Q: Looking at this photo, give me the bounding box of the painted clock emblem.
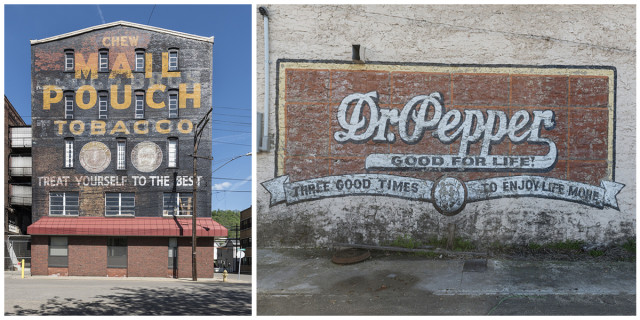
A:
[432,177,467,216]
[131,141,163,173]
[79,141,111,173]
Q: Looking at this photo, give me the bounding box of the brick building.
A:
[5,96,32,269]
[239,206,252,273]
[27,21,226,278]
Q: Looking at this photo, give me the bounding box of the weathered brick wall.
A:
[31,24,212,221]
[30,235,48,276]
[176,237,214,278]
[256,5,636,247]
[68,236,107,276]
[128,237,169,277]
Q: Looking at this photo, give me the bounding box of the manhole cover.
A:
[331,248,371,265]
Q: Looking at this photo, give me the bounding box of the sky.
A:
[4,4,252,212]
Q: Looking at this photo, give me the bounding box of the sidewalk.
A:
[257,248,635,315]
[5,269,251,283]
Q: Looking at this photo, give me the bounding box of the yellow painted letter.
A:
[75,53,98,79]
[69,120,85,135]
[177,119,193,134]
[76,85,97,110]
[110,85,132,109]
[54,120,67,135]
[179,83,201,109]
[147,84,166,109]
[109,121,130,135]
[155,120,171,134]
[91,120,106,135]
[43,85,63,110]
[161,52,181,78]
[145,53,153,78]
[134,120,149,134]
[109,53,133,79]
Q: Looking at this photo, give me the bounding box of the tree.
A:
[211,209,240,228]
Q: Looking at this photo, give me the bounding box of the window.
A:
[64,138,74,168]
[105,192,134,216]
[99,49,109,72]
[49,192,79,216]
[168,238,178,269]
[49,237,68,267]
[64,50,74,71]
[64,92,74,119]
[116,139,126,170]
[168,138,178,168]
[168,49,178,71]
[168,91,178,118]
[135,49,145,72]
[163,193,193,216]
[107,237,127,268]
[98,92,108,119]
[135,91,145,119]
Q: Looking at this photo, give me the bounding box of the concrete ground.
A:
[257,248,636,315]
[5,270,251,315]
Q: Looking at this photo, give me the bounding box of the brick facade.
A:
[30,235,215,278]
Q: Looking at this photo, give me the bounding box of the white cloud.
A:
[212,182,232,190]
[230,175,252,191]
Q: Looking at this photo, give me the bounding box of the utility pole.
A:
[192,107,212,282]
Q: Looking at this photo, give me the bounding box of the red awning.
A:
[27,216,227,237]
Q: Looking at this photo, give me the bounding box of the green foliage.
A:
[389,234,422,249]
[453,238,474,251]
[622,238,636,253]
[211,209,240,228]
[589,249,604,257]
[527,243,542,250]
[546,240,585,250]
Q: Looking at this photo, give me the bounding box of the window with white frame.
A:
[64,50,74,71]
[98,92,108,119]
[49,236,68,267]
[168,138,178,168]
[64,138,74,168]
[105,192,135,216]
[64,93,74,119]
[135,91,145,119]
[49,192,79,216]
[135,49,145,72]
[99,49,109,72]
[168,49,178,71]
[168,91,178,118]
[116,139,126,170]
[163,192,193,216]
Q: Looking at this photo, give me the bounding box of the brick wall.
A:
[281,66,611,185]
[69,236,107,276]
[30,235,48,276]
[177,237,214,279]
[128,237,169,277]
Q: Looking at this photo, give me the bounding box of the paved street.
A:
[257,248,635,315]
[5,271,251,316]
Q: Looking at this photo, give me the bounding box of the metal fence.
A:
[5,235,31,270]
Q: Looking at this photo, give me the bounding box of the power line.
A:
[212,177,251,181]
[212,128,251,134]
[213,141,251,147]
[147,5,156,24]
[212,112,251,118]
[212,120,251,126]
[212,190,251,193]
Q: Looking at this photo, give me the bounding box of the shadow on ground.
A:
[6,282,251,316]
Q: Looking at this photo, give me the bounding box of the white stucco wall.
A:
[256,4,635,248]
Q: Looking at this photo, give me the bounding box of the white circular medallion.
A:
[432,177,466,216]
[131,141,163,172]
[79,141,111,173]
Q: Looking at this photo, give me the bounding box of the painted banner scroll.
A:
[264,60,621,215]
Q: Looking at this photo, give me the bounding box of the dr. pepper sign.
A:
[262,61,623,215]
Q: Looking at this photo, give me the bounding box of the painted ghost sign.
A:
[263,61,622,215]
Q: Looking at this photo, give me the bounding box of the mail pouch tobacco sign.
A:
[263,61,622,216]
